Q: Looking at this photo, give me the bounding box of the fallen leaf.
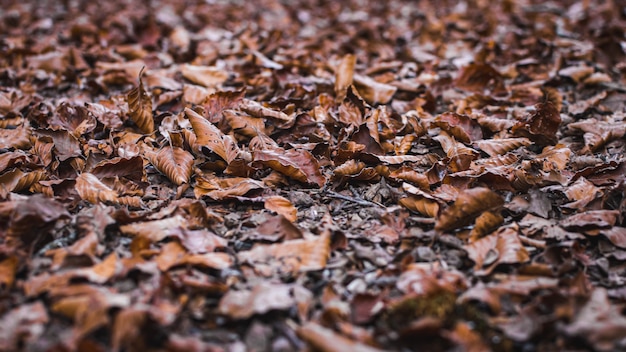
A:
[264,195,298,222]
[464,227,530,275]
[512,102,561,146]
[147,146,194,185]
[297,322,386,352]
[0,301,49,351]
[180,64,228,87]
[563,288,626,352]
[238,233,331,274]
[126,70,154,134]
[218,282,311,320]
[76,172,119,204]
[253,149,326,187]
[435,187,503,232]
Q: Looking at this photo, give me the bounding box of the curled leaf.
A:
[435,187,503,232]
[126,70,154,134]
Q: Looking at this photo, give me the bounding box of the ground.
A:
[1,0,626,351]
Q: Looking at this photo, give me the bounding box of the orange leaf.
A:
[435,187,503,232]
[264,195,298,222]
[148,146,194,185]
[126,70,154,134]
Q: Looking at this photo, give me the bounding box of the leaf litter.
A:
[1,0,626,351]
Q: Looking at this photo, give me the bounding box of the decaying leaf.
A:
[474,138,532,157]
[186,107,240,163]
[76,172,119,204]
[563,288,626,351]
[464,227,530,275]
[335,54,356,101]
[512,102,561,146]
[253,149,326,187]
[435,187,503,232]
[218,283,311,320]
[238,233,331,274]
[147,146,194,185]
[297,322,386,352]
[126,70,154,134]
[264,195,298,222]
[180,64,229,87]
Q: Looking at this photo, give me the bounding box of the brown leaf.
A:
[194,173,265,200]
[148,146,194,185]
[0,256,18,289]
[433,132,479,172]
[473,138,532,157]
[455,63,506,95]
[180,64,228,87]
[435,187,503,232]
[218,283,311,320]
[397,263,467,296]
[186,107,241,163]
[563,288,626,351]
[432,112,483,143]
[335,54,356,101]
[469,211,504,241]
[512,102,561,146]
[568,117,626,153]
[353,73,397,105]
[399,195,439,217]
[560,210,620,230]
[253,149,326,187]
[264,195,298,222]
[563,177,602,209]
[50,103,97,137]
[238,233,331,274]
[76,172,119,204]
[239,99,294,127]
[126,71,154,134]
[0,301,49,351]
[297,322,386,352]
[464,227,530,275]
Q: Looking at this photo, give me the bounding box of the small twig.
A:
[325,190,385,208]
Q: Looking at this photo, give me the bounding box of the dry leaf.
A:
[76,172,119,204]
[126,70,154,134]
[180,64,229,87]
[435,187,503,232]
[238,233,330,274]
[148,146,194,185]
[464,227,530,275]
[186,107,240,163]
[264,195,298,222]
[253,149,326,187]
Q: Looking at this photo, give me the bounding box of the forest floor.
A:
[1,0,626,351]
